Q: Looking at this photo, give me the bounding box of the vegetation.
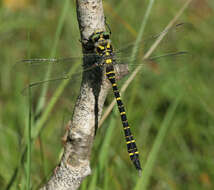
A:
[0,0,213,189]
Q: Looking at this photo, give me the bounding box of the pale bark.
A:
[40,0,126,189]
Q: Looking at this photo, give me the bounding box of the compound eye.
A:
[92,34,100,42]
[103,33,110,39]
[103,32,110,39]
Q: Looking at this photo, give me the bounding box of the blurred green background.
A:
[0,0,214,189]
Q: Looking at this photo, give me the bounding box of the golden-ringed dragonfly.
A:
[87,30,142,171]
[15,23,189,172]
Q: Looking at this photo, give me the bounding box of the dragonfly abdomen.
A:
[106,65,142,171]
[89,30,142,172]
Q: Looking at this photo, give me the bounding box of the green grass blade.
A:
[88,168,98,190]
[6,1,70,188]
[98,110,117,172]
[129,0,156,63]
[35,0,70,115]
[26,88,32,190]
[134,95,182,190]
[26,30,32,190]
[32,63,79,139]
[30,0,76,139]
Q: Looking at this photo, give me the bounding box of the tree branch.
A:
[40,0,117,189]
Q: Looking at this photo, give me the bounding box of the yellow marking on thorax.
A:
[98,45,105,50]
[106,59,112,64]
[106,71,115,75]
[107,42,110,49]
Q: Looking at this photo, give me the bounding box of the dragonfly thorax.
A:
[89,30,113,55]
[95,40,112,55]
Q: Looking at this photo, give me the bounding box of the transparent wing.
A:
[19,52,98,65]
[15,22,190,69]
[113,22,191,65]
[13,22,191,99]
[113,51,190,86]
[13,52,189,103]
[13,56,84,98]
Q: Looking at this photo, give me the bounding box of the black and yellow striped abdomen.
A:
[106,65,142,171]
[90,30,142,171]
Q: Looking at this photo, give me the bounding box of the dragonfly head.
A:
[90,30,111,44]
[83,30,111,52]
